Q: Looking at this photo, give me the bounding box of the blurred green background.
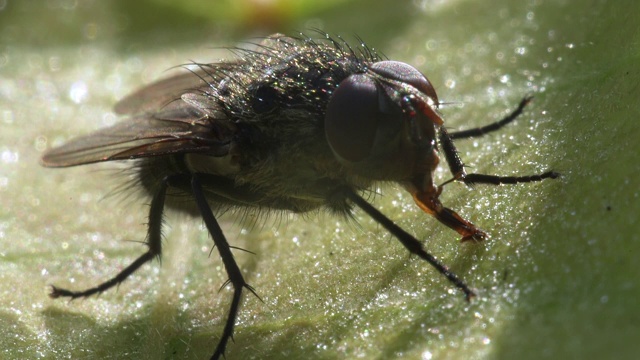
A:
[1,0,638,359]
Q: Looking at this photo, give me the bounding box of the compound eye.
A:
[370,61,438,103]
[325,74,380,163]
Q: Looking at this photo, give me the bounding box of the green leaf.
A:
[1,0,638,359]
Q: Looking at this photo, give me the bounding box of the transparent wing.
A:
[42,34,299,168]
[42,101,234,168]
[114,67,216,115]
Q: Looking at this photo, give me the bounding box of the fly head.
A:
[324,60,443,181]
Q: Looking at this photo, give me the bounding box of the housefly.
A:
[41,33,559,359]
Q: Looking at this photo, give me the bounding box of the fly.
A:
[41,32,559,359]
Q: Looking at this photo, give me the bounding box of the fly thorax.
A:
[185,153,241,177]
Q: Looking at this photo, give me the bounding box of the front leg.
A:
[448,96,533,140]
[408,181,488,243]
[437,99,559,187]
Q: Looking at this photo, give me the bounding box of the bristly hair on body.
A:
[95,32,392,232]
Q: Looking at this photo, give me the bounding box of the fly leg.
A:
[425,97,559,243]
[190,174,259,360]
[49,176,168,299]
[438,96,534,184]
[410,181,488,243]
[345,189,475,301]
[438,125,559,188]
[448,96,533,140]
[437,95,560,187]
